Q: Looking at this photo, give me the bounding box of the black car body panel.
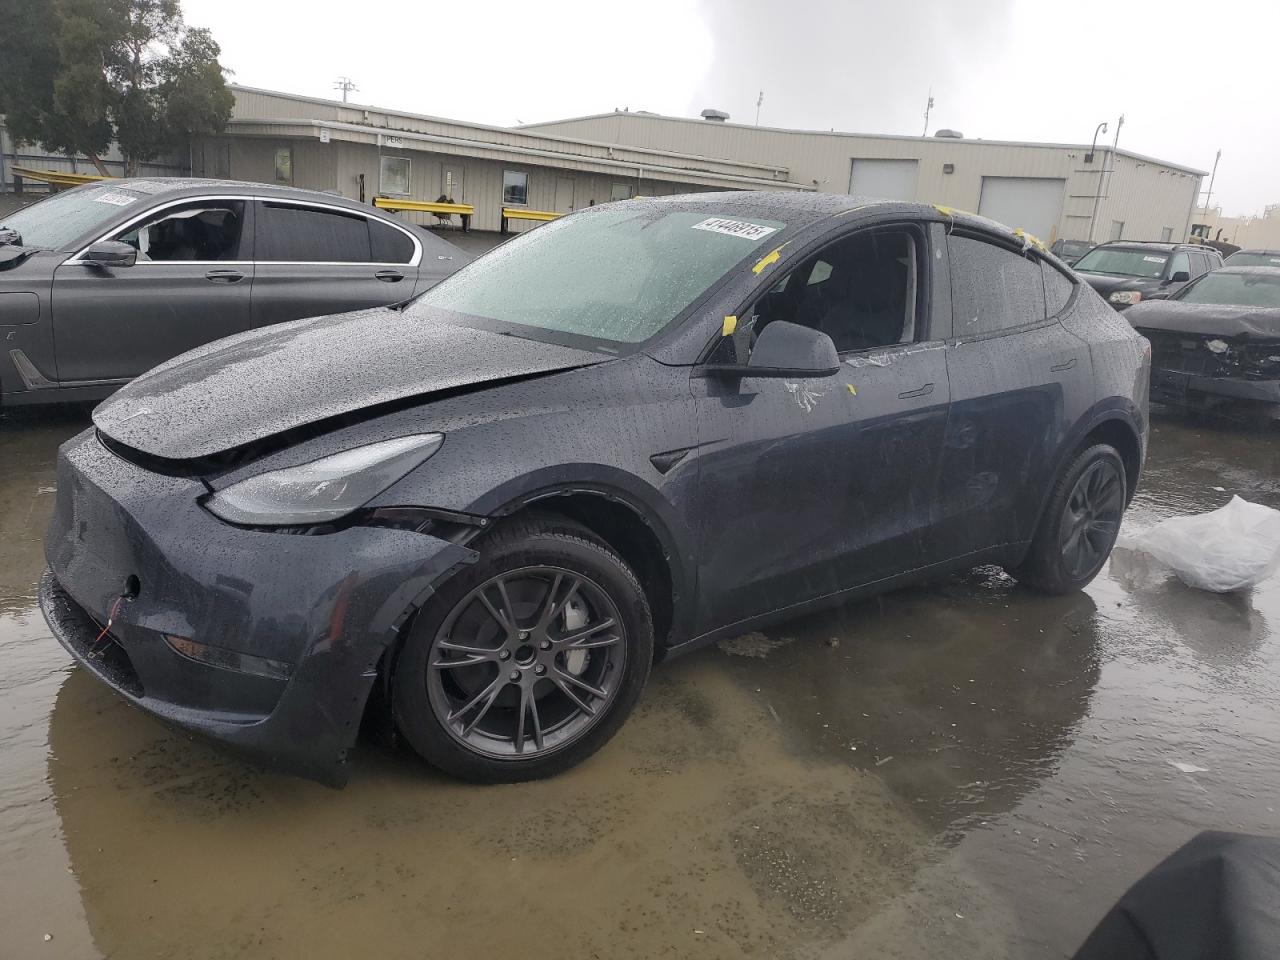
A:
[0,178,468,407]
[1125,270,1280,407]
[42,192,1150,784]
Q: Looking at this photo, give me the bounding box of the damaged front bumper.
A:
[41,428,476,786]
[1139,329,1280,409]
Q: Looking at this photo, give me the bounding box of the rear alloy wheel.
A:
[393,517,653,782]
[1012,444,1127,594]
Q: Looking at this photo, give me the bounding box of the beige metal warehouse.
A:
[197,87,1205,243]
[524,110,1207,244]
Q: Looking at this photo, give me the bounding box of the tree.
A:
[0,0,114,172]
[0,0,232,177]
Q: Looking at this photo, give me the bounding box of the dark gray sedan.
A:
[0,178,467,407]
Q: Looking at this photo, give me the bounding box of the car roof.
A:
[98,177,397,218]
[1215,265,1280,276]
[629,191,1056,252]
[1230,248,1280,256]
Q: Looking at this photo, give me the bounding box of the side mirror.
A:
[81,241,137,268]
[1169,270,1190,283]
[703,320,841,379]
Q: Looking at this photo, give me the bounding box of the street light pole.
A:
[1085,121,1108,242]
[1087,114,1123,243]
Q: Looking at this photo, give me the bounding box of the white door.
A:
[977,177,1066,242]
[554,177,575,213]
[848,159,919,200]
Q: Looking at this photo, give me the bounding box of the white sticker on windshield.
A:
[1270,258,1280,264]
[92,191,138,207]
[691,218,778,242]
[1142,255,1167,264]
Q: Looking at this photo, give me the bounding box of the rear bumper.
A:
[42,428,476,785]
[1151,368,1280,406]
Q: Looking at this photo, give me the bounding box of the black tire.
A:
[1011,443,1127,595]
[392,514,654,783]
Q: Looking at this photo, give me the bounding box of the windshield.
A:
[1178,270,1280,307]
[1223,250,1280,268]
[413,206,786,345]
[1057,241,1091,256]
[1073,247,1169,278]
[0,184,149,250]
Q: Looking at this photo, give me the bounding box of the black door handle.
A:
[204,269,244,283]
[898,382,934,399]
[1051,357,1078,372]
[375,269,405,283]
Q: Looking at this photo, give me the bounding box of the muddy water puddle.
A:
[1,409,1277,958]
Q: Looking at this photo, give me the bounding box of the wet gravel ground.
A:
[1,406,1277,959]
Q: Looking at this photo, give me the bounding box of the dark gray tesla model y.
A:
[41,193,1150,785]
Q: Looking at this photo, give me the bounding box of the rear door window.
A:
[947,234,1046,336]
[369,217,416,264]
[257,203,372,262]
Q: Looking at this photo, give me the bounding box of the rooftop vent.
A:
[700,108,730,122]
[934,128,964,139]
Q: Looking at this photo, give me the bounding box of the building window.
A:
[610,183,633,202]
[1109,220,1125,240]
[503,170,528,205]
[274,147,292,184]
[1160,226,1173,242]
[380,156,411,196]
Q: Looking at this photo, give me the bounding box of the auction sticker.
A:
[91,191,139,207]
[1142,255,1167,264]
[692,218,778,242]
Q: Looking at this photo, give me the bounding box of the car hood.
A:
[1125,301,1280,340]
[94,306,610,460]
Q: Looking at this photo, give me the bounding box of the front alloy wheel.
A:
[393,515,653,782]
[427,567,626,759]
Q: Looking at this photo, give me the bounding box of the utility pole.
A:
[1202,148,1222,219]
[333,76,358,103]
[921,89,934,137]
[755,90,764,126]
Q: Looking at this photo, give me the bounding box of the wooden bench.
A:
[500,207,561,234]
[374,197,475,231]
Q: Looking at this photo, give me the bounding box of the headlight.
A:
[1109,291,1142,305]
[205,434,443,526]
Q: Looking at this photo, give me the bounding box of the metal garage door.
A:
[849,159,919,201]
[977,177,1066,241]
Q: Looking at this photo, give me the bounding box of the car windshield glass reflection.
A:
[1178,271,1280,307]
[1073,247,1168,278]
[413,206,786,345]
[0,184,149,250]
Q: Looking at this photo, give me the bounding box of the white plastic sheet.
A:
[1111,496,1280,592]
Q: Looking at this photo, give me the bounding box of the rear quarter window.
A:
[1042,261,1073,316]
[948,234,1047,336]
[369,217,416,264]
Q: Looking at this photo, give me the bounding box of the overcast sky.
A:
[183,0,1275,216]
